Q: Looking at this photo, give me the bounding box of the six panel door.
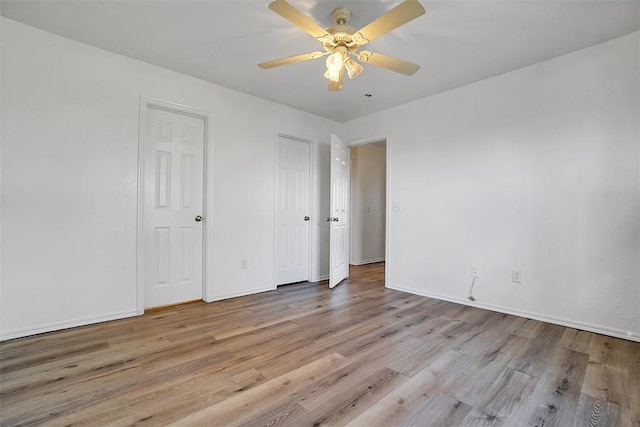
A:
[276,136,310,285]
[143,107,204,308]
[329,134,349,288]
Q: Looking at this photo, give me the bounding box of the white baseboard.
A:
[387,283,640,343]
[1,309,139,341]
[207,286,274,302]
[350,257,385,266]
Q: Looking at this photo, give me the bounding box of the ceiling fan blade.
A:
[328,67,345,91]
[269,0,333,42]
[354,0,425,45]
[357,51,420,76]
[258,51,326,69]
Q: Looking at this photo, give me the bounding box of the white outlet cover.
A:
[392,202,401,212]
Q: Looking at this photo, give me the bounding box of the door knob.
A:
[304,216,310,221]
[333,217,339,222]
[327,217,332,222]
[195,215,203,222]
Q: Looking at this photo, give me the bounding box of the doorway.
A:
[349,139,387,279]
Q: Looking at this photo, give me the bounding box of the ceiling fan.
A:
[258,0,426,91]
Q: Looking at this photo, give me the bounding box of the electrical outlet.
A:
[512,270,521,283]
[472,266,479,278]
[241,258,248,269]
[392,202,401,212]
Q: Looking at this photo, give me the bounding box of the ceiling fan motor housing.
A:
[326,7,359,53]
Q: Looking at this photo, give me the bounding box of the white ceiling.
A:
[2,0,638,122]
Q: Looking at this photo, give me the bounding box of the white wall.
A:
[350,143,386,265]
[0,18,337,340]
[341,32,640,341]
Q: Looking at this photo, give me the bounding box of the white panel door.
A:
[329,134,349,288]
[143,107,204,308]
[276,136,310,285]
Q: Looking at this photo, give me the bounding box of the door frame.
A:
[273,132,316,289]
[136,96,215,314]
[347,134,390,288]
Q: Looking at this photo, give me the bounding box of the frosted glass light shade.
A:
[325,52,343,72]
[324,68,341,82]
[345,58,364,79]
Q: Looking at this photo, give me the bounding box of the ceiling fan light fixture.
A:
[324,68,341,82]
[325,51,344,72]
[345,58,364,79]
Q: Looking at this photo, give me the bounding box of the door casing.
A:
[137,96,215,314]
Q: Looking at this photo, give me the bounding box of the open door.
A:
[329,134,349,288]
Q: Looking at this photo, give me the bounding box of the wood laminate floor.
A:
[1,263,639,426]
